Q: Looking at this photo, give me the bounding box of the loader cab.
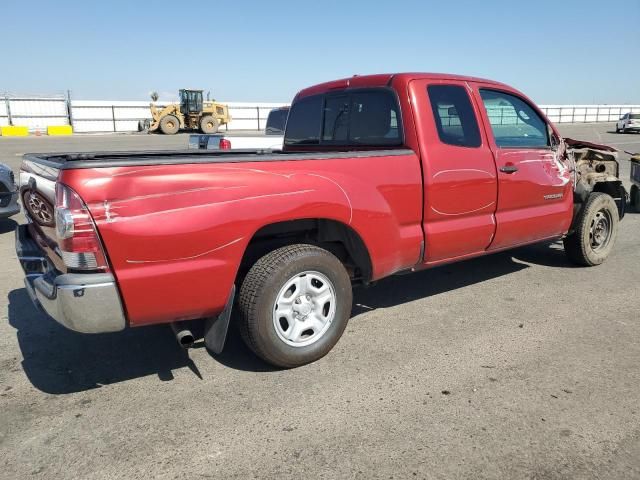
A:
[179,89,203,115]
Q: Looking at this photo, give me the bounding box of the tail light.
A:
[219,138,231,150]
[55,183,109,271]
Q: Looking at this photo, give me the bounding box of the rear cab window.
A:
[479,89,549,148]
[284,88,403,148]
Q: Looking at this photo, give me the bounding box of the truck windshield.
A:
[265,108,289,135]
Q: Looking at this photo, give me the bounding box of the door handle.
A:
[500,165,518,174]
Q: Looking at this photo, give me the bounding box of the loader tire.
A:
[160,115,180,134]
[563,192,619,266]
[137,119,150,133]
[200,116,219,134]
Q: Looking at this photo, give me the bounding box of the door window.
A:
[479,89,549,148]
[427,85,482,148]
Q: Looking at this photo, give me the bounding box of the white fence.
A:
[0,96,69,129]
[0,96,288,133]
[540,105,640,124]
[70,101,287,133]
[2,94,640,133]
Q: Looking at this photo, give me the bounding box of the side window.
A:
[284,95,323,146]
[479,89,549,148]
[427,85,481,148]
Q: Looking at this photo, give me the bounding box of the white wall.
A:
[2,95,640,133]
[0,101,7,126]
[539,105,640,123]
[0,97,68,129]
[70,100,287,133]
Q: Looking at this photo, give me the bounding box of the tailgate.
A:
[18,155,65,271]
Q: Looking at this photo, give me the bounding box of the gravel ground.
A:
[0,124,639,480]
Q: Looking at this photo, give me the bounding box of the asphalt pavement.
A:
[0,124,639,479]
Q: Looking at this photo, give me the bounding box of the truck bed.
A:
[24,148,412,169]
[19,146,425,326]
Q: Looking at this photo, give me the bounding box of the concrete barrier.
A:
[47,125,73,136]
[0,126,29,136]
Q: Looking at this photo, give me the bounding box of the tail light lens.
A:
[55,183,109,271]
[219,138,231,150]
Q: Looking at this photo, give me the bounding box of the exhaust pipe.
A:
[171,322,195,348]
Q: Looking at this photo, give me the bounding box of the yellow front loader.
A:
[140,89,231,134]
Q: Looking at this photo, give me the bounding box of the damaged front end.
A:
[562,138,628,221]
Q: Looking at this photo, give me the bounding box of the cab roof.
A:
[295,72,509,99]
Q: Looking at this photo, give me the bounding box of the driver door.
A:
[472,85,573,250]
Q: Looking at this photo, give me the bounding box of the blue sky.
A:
[3,0,639,104]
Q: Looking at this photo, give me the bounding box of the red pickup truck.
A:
[16,73,626,368]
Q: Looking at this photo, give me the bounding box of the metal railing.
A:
[2,93,640,132]
[0,94,70,129]
[539,105,640,123]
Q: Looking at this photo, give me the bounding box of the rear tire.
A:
[237,244,353,368]
[563,192,619,266]
[200,115,219,134]
[630,184,640,212]
[160,115,180,134]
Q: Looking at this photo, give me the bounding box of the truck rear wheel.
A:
[200,116,219,134]
[160,115,180,134]
[237,244,353,368]
[563,192,619,266]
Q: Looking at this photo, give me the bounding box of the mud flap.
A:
[204,285,235,354]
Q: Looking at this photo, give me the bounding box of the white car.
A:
[188,107,289,151]
[188,133,284,150]
[616,113,640,133]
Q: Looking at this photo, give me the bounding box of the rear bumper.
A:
[15,224,126,333]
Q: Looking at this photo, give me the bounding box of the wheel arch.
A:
[574,180,627,225]
[591,180,627,219]
[238,218,373,285]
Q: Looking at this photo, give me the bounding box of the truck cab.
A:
[284,73,624,265]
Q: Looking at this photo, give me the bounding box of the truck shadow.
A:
[214,242,571,370]
[350,248,532,317]
[349,240,579,317]
[7,241,574,387]
[7,288,202,394]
